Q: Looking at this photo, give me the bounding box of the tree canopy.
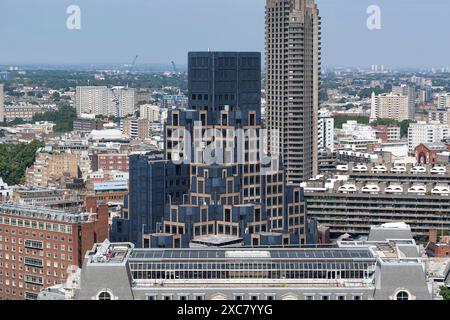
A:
[358,85,392,99]
[440,286,450,300]
[0,140,44,185]
[33,104,77,132]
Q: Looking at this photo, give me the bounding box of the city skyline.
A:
[1,0,450,302]
[0,0,449,68]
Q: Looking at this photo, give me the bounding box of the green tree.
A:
[400,120,413,138]
[440,286,450,300]
[8,118,28,126]
[0,140,44,185]
[384,83,393,93]
[52,91,61,102]
[371,118,399,127]
[358,86,383,99]
[32,104,77,132]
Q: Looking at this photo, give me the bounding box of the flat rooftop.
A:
[128,248,374,261]
[0,202,91,223]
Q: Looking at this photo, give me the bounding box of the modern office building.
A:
[124,52,308,248]
[127,152,189,246]
[0,200,108,300]
[408,121,449,152]
[301,174,450,239]
[73,223,435,300]
[162,52,307,247]
[265,0,321,184]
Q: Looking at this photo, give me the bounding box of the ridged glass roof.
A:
[128,249,374,260]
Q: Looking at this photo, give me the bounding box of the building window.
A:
[304,295,314,301]
[163,295,172,301]
[146,295,156,301]
[97,291,112,300]
[249,113,255,126]
[194,295,205,301]
[336,295,346,301]
[353,295,362,301]
[395,291,410,301]
[234,295,244,300]
[250,295,259,301]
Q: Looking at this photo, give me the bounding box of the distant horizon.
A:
[0,63,448,73]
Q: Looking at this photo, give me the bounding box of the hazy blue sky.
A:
[0,0,449,68]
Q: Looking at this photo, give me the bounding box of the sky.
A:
[0,0,449,68]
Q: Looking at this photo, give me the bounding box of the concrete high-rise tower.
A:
[265,0,321,184]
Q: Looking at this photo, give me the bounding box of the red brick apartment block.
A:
[0,198,108,300]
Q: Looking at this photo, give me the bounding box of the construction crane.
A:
[112,55,139,127]
[171,61,177,74]
[112,87,121,127]
[172,61,183,96]
[125,55,139,88]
